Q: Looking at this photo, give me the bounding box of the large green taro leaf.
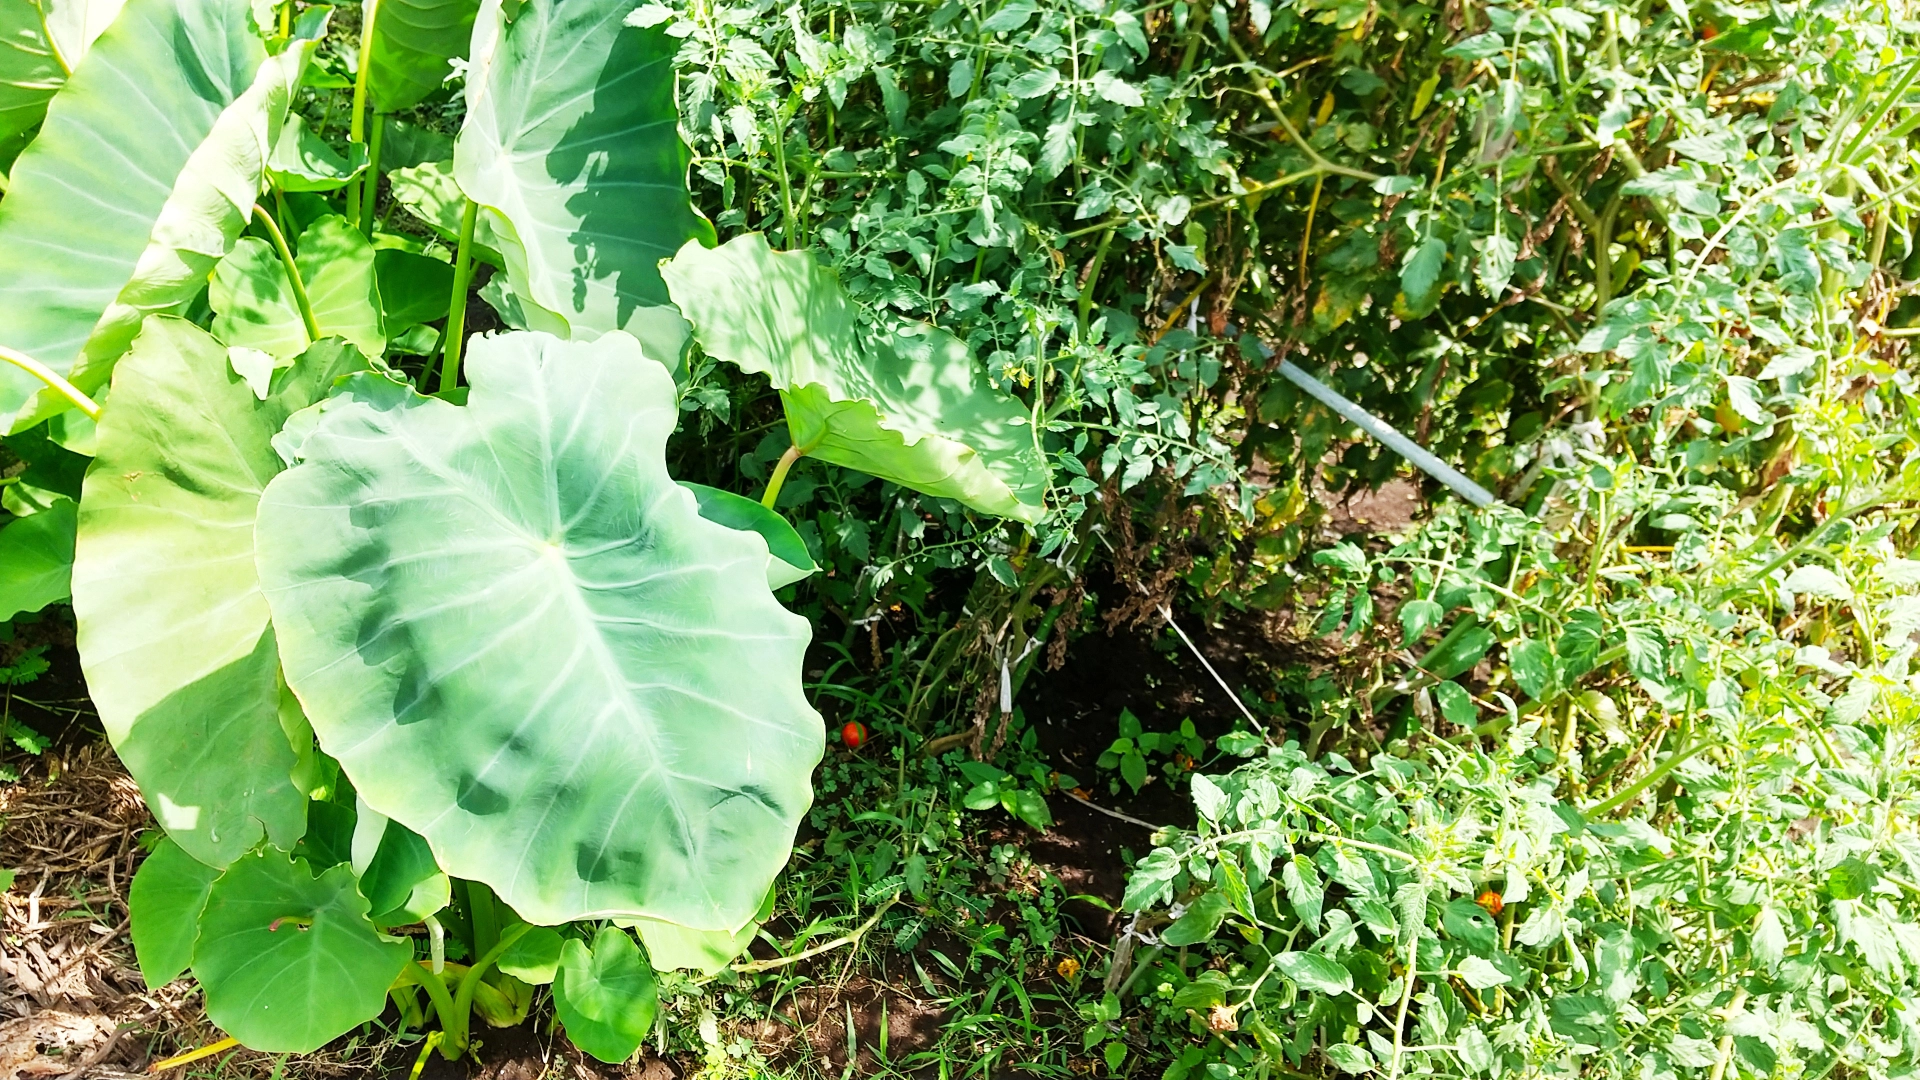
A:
[72,319,368,866]
[211,215,386,360]
[256,329,822,930]
[192,851,412,1053]
[0,0,125,162]
[366,0,478,111]
[455,0,713,364]
[0,0,313,431]
[663,234,1048,524]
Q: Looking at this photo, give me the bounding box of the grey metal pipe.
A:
[1274,359,1499,508]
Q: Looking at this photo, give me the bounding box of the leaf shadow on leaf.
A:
[541,19,712,352]
[258,332,822,929]
[114,627,306,867]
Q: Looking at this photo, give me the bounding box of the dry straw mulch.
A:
[2,744,163,1079]
[0,745,357,1080]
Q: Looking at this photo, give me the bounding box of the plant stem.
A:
[345,0,380,226]
[272,186,295,250]
[1224,36,1379,184]
[359,111,386,238]
[0,345,100,420]
[443,922,531,1057]
[436,200,479,396]
[1387,918,1419,1080]
[1707,987,1750,1080]
[772,114,798,247]
[465,880,500,959]
[1296,173,1324,291]
[252,203,321,343]
[761,443,805,507]
[406,1033,443,1080]
[404,961,463,1058]
[1076,225,1115,335]
[1585,737,1709,816]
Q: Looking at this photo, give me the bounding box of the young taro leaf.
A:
[0,496,75,621]
[266,114,368,193]
[127,836,219,989]
[454,0,714,363]
[364,0,480,112]
[255,329,823,930]
[663,234,1048,523]
[682,482,817,588]
[191,851,412,1053]
[72,320,368,867]
[211,214,387,360]
[552,926,659,1064]
[0,0,318,431]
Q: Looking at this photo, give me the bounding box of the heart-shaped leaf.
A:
[211,215,386,360]
[0,496,75,620]
[191,851,412,1053]
[455,0,713,363]
[128,837,219,989]
[0,0,317,429]
[553,926,657,1063]
[663,234,1047,523]
[365,0,480,111]
[256,329,822,929]
[73,319,368,866]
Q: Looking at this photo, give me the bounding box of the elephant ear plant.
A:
[0,0,1045,1062]
[80,320,825,1060]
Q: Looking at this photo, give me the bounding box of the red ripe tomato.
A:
[841,721,868,749]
